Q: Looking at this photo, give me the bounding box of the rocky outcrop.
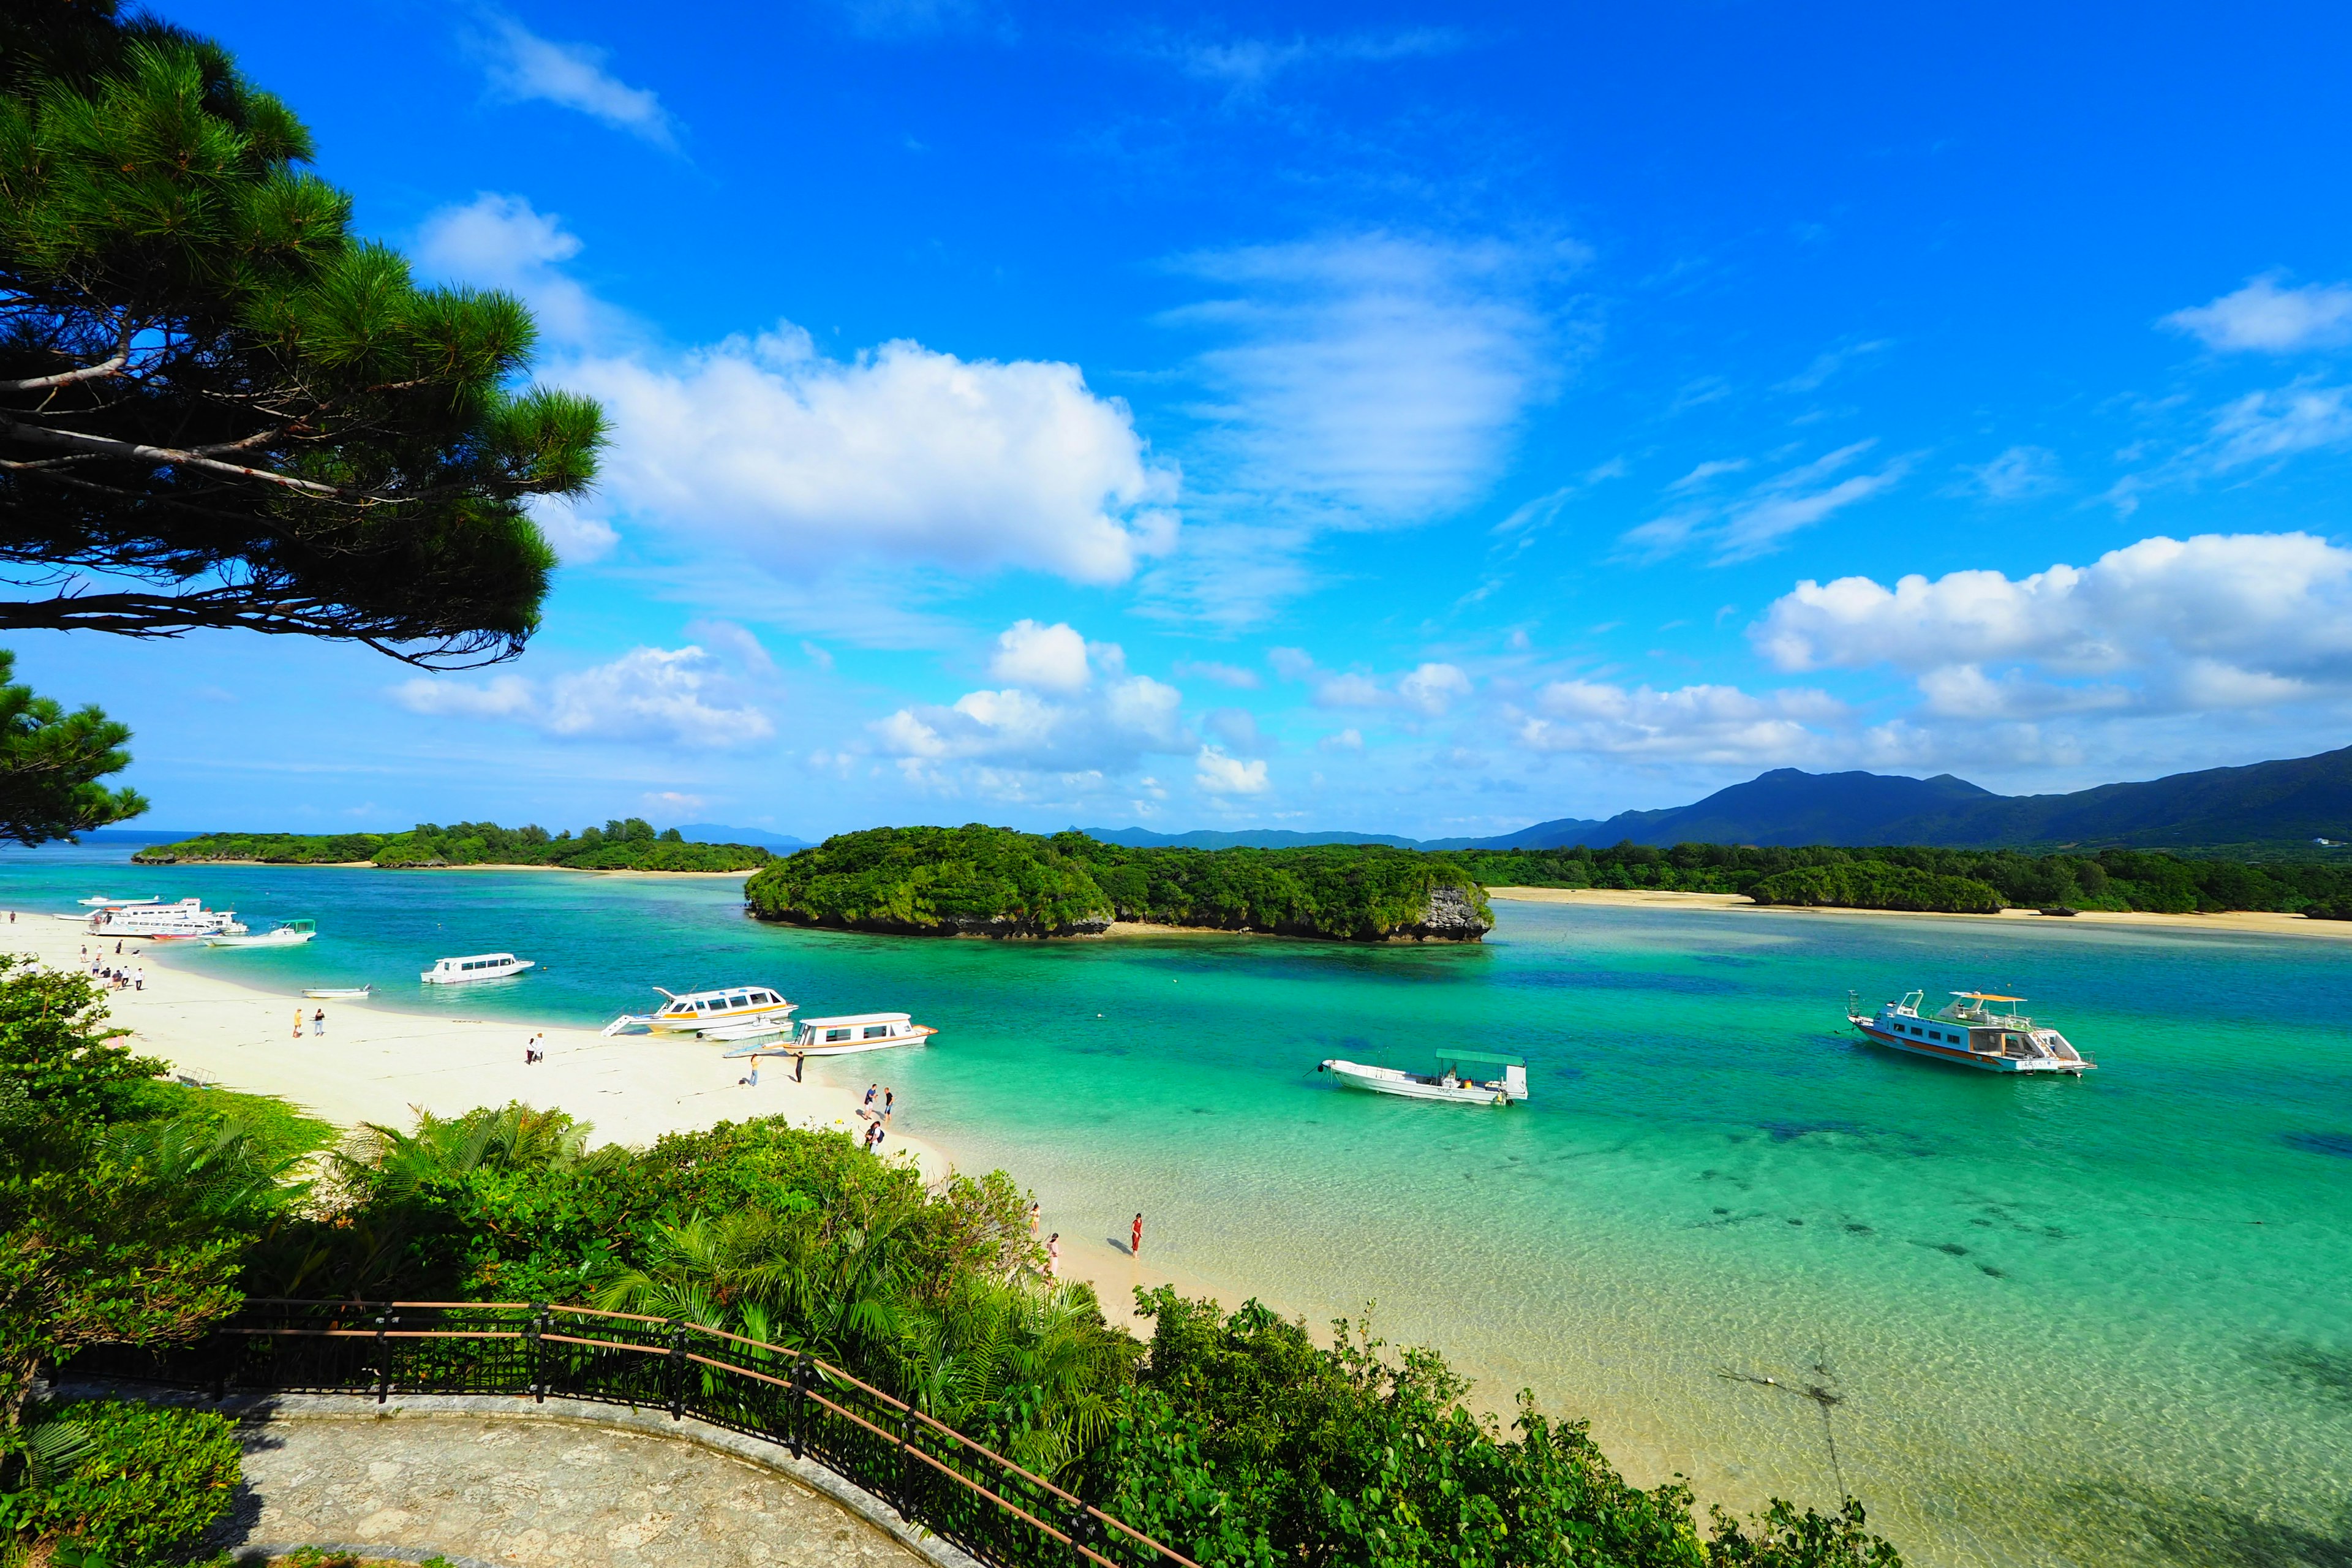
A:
[1383,883,1493,941]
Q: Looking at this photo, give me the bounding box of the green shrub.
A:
[2,1401,240,1562]
[1746,863,2002,914]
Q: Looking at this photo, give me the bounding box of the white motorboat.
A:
[78,897,240,940]
[202,919,316,948]
[1849,990,2095,1075]
[603,984,796,1036]
[77,894,161,909]
[421,952,535,984]
[1319,1050,1528,1105]
[303,986,372,999]
[722,1012,938,1058]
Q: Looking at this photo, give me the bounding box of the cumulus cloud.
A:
[1195,745,1270,794]
[2163,274,2352,353]
[1621,442,1907,565]
[1514,680,1845,764]
[987,620,1094,694]
[564,325,1178,585]
[1296,658,1473,717]
[414,194,608,348]
[875,676,1185,774]
[390,646,774,745]
[1754,531,2352,720]
[475,17,677,147]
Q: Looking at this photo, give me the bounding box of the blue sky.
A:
[32,0,2352,837]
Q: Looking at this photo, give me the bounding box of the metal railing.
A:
[78,1300,1194,1568]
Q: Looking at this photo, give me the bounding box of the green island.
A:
[133,818,772,873]
[3,960,1898,1567]
[747,823,1496,940]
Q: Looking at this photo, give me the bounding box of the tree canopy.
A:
[0,3,605,666]
[0,649,140,843]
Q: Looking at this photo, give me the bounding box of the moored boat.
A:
[78,897,239,940]
[77,894,160,908]
[1849,990,2095,1074]
[723,1012,938,1058]
[303,986,372,999]
[602,984,796,1036]
[202,919,317,948]
[421,952,535,984]
[1318,1051,1528,1105]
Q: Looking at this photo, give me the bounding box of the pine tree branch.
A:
[0,420,345,495]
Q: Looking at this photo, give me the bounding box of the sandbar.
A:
[1483,884,2352,940]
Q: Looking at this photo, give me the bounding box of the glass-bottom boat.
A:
[1849,990,2095,1074]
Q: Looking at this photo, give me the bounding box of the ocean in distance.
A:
[10,843,2350,1568]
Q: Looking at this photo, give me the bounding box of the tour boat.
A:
[420,952,535,985]
[202,919,316,948]
[303,986,372,999]
[77,894,160,909]
[602,984,796,1036]
[722,1012,938,1058]
[78,897,240,940]
[1318,1051,1528,1105]
[1849,990,2095,1075]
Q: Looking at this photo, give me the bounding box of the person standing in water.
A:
[1027,1200,1041,1237]
[883,1088,894,1120]
[1131,1213,1144,1258]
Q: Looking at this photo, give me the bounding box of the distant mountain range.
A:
[674,823,812,851]
[1081,744,2352,856]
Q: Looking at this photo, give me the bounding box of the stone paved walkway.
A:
[208,1413,929,1567]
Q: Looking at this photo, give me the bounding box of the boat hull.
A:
[1850,1018,2092,1074]
[724,1027,937,1059]
[421,961,535,984]
[201,932,315,948]
[1321,1059,1519,1104]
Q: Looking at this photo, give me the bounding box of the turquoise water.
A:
[11,846,2351,1567]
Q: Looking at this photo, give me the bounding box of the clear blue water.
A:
[10,845,2350,1567]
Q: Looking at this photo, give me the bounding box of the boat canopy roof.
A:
[1436,1049,1525,1067]
[1951,991,2024,1002]
[800,1012,912,1028]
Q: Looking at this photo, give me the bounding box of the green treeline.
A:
[0,961,1899,1566]
[744,824,1494,941]
[1458,842,2352,917]
[134,818,772,873]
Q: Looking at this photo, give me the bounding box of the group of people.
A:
[859,1082,896,1153]
[82,943,145,992]
[292,1007,325,1037]
[1022,1201,1145,1282]
[523,1032,546,1064]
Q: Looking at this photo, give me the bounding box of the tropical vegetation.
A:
[135,818,772,872]
[745,824,1493,941]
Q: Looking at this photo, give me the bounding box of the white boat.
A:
[202,919,316,948]
[303,986,372,999]
[78,897,240,940]
[602,984,796,1036]
[420,952,535,985]
[77,894,160,909]
[1849,990,2095,1075]
[1319,1050,1528,1105]
[722,1012,938,1058]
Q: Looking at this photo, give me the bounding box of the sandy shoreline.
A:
[1484,884,2352,940]
[9,908,1187,1335]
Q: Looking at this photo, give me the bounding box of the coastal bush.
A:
[0,1399,240,1562]
[745,825,1493,941]
[134,821,771,872]
[1746,864,2003,914]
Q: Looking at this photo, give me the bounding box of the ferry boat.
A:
[202,919,316,948]
[421,952,535,985]
[601,985,796,1036]
[78,897,240,940]
[1849,990,2095,1075]
[1318,1051,1528,1105]
[723,1012,938,1058]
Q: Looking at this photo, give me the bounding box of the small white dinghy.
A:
[1319,1050,1528,1106]
[303,986,372,999]
[202,919,316,948]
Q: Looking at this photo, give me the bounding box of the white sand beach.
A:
[9,908,1197,1334]
[1485,884,2352,940]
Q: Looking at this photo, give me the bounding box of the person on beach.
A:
[793,1050,805,1082]
[134,965,143,991]
[883,1088,894,1120]
[872,1123,885,1153]
[292,1009,303,1039]
[864,1084,878,1112]
[1132,1213,1144,1258]
[312,1008,325,1037]
[1028,1200,1041,1237]
[1046,1233,1060,1279]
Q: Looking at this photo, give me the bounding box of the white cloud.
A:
[564,326,1178,585]
[1319,727,1364,753]
[1165,234,1577,525]
[1396,662,1472,715]
[2203,383,2352,471]
[1961,445,2062,501]
[1775,338,1890,394]
[1194,745,1270,794]
[1515,680,1845,764]
[1172,658,1261,689]
[987,620,1093,694]
[1203,707,1268,755]
[1302,660,1471,717]
[390,646,774,746]
[875,675,1186,774]
[526,497,620,562]
[1622,442,1907,565]
[414,194,606,348]
[1314,673,1388,708]
[2163,274,2352,353]
[477,17,677,148]
[1754,531,2352,720]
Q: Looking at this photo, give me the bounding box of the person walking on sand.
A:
[1046,1233,1060,1279]
[292,1008,303,1039]
[312,1008,325,1038]
[1132,1213,1144,1259]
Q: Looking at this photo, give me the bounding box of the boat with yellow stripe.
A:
[1849,990,2095,1074]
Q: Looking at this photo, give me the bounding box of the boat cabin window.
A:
[824,1027,851,1042]
[862,1023,892,1039]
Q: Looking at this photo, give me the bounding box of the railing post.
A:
[788,1355,812,1460]
[527,1302,547,1402]
[665,1321,687,1420]
[896,1399,916,1521]
[1068,1501,1103,1566]
[372,1309,396,1405]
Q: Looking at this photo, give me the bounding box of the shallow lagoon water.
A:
[13,846,2352,1567]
